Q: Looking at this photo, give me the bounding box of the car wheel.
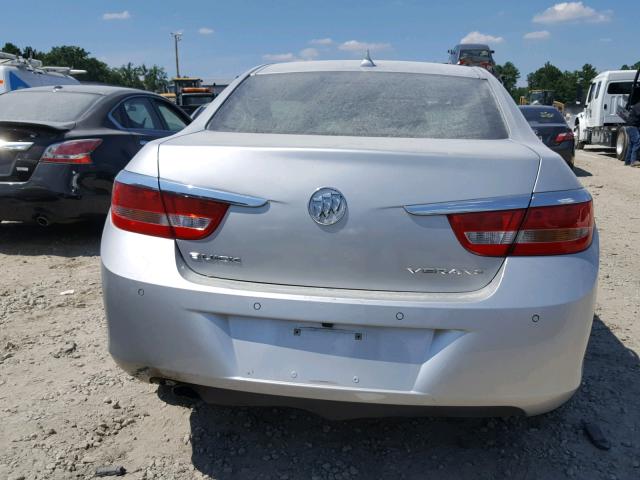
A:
[616,127,628,161]
[574,126,585,150]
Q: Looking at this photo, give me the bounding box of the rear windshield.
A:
[0,91,100,123]
[183,95,212,106]
[208,72,508,139]
[459,49,492,60]
[520,107,565,124]
[607,82,634,95]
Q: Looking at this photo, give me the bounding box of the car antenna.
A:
[360,49,376,68]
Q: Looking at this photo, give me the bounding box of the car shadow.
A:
[584,147,618,160]
[573,166,592,177]
[156,314,640,480]
[0,221,102,257]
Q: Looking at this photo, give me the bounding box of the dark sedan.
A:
[519,105,575,169]
[447,43,497,76]
[0,85,191,225]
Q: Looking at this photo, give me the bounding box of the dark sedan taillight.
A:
[41,139,103,164]
[111,181,229,240]
[554,131,575,144]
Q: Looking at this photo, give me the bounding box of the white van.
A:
[0,52,81,95]
[574,70,637,153]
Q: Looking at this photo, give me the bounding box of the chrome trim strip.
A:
[115,171,268,208]
[404,194,531,216]
[0,140,33,151]
[529,188,592,208]
[159,179,268,208]
[115,170,160,190]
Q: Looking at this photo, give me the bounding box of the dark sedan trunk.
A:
[530,122,575,166]
[530,122,570,147]
[0,122,67,182]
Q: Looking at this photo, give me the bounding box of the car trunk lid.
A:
[529,122,571,147]
[0,122,69,182]
[158,132,540,293]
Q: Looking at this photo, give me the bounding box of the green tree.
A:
[1,42,22,56]
[621,61,640,70]
[577,64,598,102]
[22,46,45,60]
[42,46,115,84]
[526,62,584,104]
[495,61,520,99]
[111,62,145,89]
[527,62,563,91]
[140,64,169,92]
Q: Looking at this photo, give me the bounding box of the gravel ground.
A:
[1,149,639,480]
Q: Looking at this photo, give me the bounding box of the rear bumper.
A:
[101,218,599,416]
[549,143,575,166]
[0,164,110,223]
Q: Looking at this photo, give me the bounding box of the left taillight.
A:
[111,180,229,240]
[41,139,102,164]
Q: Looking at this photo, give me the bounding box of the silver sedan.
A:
[101,60,598,417]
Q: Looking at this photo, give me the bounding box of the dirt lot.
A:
[1,149,639,480]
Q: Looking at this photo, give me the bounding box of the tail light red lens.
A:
[161,191,229,240]
[448,201,594,256]
[41,139,102,164]
[554,131,574,144]
[448,209,526,256]
[111,181,229,240]
[511,201,594,255]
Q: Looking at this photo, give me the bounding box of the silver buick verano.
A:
[101,60,598,417]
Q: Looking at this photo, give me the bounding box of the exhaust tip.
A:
[35,216,50,227]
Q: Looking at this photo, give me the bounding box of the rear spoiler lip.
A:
[404,194,531,216]
[0,119,75,131]
[404,188,591,216]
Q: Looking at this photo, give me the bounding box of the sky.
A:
[2,1,638,85]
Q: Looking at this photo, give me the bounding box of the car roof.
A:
[455,44,491,50]
[256,60,485,78]
[592,70,638,82]
[0,84,179,130]
[9,84,151,97]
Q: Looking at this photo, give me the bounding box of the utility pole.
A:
[170,32,182,78]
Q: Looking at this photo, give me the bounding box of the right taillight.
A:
[448,200,594,257]
[554,131,575,144]
[511,201,594,255]
[111,181,229,240]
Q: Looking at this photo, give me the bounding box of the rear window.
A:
[0,91,100,123]
[520,107,565,124]
[208,72,507,139]
[607,82,634,95]
[183,95,212,106]
[459,49,492,60]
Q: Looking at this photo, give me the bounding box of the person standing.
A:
[625,101,640,166]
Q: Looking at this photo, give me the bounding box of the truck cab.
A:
[166,77,215,115]
[576,70,637,151]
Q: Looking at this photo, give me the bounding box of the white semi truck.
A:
[0,51,83,95]
[573,69,638,159]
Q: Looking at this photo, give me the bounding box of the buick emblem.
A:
[308,187,347,225]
